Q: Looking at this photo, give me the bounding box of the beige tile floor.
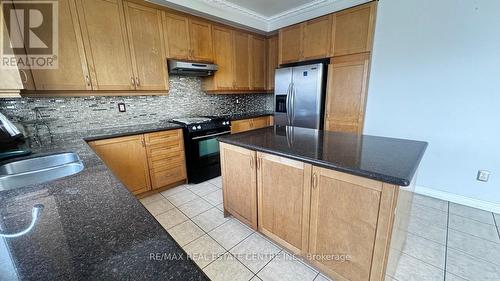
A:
[140,177,500,281]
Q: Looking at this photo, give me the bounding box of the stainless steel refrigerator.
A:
[274,63,325,129]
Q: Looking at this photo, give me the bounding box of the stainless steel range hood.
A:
[167,59,218,77]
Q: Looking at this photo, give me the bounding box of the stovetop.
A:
[171,116,231,133]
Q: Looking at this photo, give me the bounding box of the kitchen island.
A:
[217,125,427,281]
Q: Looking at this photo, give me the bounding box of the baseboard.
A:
[415,185,500,214]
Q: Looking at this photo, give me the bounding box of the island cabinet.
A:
[89,129,186,196]
[220,143,401,281]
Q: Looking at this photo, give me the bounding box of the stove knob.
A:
[192,126,197,130]
[197,125,202,130]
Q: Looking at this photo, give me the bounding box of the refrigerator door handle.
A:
[286,83,292,125]
[291,82,296,124]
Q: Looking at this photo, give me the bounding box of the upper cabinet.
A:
[205,26,234,91]
[332,2,377,56]
[76,0,135,90]
[124,2,168,91]
[163,13,213,62]
[279,15,332,64]
[250,36,266,91]
[233,31,251,90]
[266,35,278,91]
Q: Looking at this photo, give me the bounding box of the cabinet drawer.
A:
[149,151,185,170]
[144,129,182,146]
[251,116,270,129]
[150,164,186,189]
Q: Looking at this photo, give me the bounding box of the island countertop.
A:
[218,126,428,186]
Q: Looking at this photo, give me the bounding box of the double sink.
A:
[0,152,84,192]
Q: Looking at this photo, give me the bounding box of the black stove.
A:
[171,116,231,184]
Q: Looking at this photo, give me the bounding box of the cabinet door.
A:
[251,116,271,130]
[257,152,312,254]
[210,26,234,90]
[266,36,278,91]
[89,135,151,195]
[333,2,376,56]
[124,2,168,91]
[230,119,253,134]
[302,15,332,60]
[27,0,91,90]
[279,24,302,64]
[324,54,370,134]
[163,12,190,60]
[309,167,381,281]
[220,143,257,229]
[233,32,251,90]
[76,0,135,90]
[250,36,266,90]
[189,19,213,62]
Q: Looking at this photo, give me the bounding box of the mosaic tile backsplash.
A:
[0,76,273,138]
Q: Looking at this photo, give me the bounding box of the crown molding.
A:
[147,0,371,33]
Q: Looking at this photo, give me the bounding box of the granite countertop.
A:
[0,122,209,281]
[218,126,428,186]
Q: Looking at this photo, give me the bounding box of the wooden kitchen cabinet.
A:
[308,166,397,281]
[279,15,332,64]
[233,31,251,90]
[89,129,186,195]
[266,35,278,91]
[205,26,235,90]
[76,0,135,90]
[250,36,266,91]
[89,135,152,195]
[27,0,91,90]
[163,13,213,62]
[220,143,258,229]
[257,152,312,254]
[324,53,370,134]
[231,116,273,134]
[124,2,168,91]
[332,2,377,57]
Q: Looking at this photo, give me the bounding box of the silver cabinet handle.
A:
[0,204,44,238]
[85,75,91,87]
[131,77,136,86]
[191,131,231,140]
[135,77,140,86]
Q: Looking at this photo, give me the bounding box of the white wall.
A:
[364,0,500,211]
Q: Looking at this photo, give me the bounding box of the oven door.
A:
[186,130,230,183]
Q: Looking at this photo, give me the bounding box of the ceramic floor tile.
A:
[178,197,213,218]
[413,194,449,212]
[155,208,188,230]
[203,253,254,281]
[139,193,164,205]
[494,213,500,224]
[208,176,222,188]
[407,203,448,228]
[403,214,448,245]
[168,220,204,246]
[186,182,220,196]
[449,214,500,242]
[183,234,227,269]
[250,276,263,281]
[446,248,500,280]
[204,189,223,205]
[447,229,500,266]
[216,203,224,212]
[384,275,397,281]
[143,198,174,216]
[386,249,444,281]
[230,232,282,273]
[258,252,318,281]
[209,219,254,250]
[391,229,446,269]
[314,274,334,281]
[192,207,231,232]
[449,203,495,225]
[444,273,467,281]
[165,189,199,207]
[160,184,188,197]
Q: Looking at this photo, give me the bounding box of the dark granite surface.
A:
[0,122,209,281]
[218,126,428,186]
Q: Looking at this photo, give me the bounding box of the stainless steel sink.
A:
[0,152,84,191]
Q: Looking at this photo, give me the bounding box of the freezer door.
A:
[291,64,324,129]
[274,67,293,126]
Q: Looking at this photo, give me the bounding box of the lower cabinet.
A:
[220,143,258,229]
[220,143,399,281]
[89,129,186,195]
[257,152,312,255]
[231,116,273,134]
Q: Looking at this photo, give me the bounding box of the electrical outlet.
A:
[118,103,126,112]
[236,98,240,104]
[477,170,490,182]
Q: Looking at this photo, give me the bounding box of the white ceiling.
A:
[148,0,371,33]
